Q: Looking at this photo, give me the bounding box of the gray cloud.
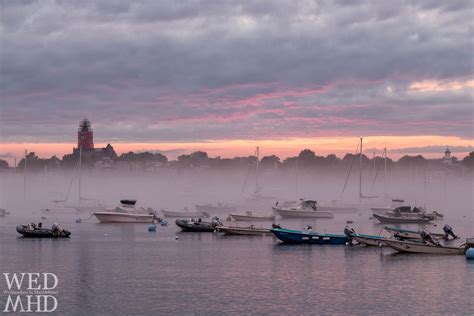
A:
[0,0,473,142]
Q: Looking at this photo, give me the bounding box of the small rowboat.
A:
[16,225,71,238]
[382,239,467,255]
[271,228,348,245]
[372,213,431,224]
[384,226,445,240]
[352,234,387,247]
[229,212,275,221]
[217,226,272,236]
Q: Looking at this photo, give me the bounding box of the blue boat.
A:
[271,228,348,245]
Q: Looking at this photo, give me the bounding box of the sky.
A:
[0,0,473,162]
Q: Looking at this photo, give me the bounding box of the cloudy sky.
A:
[0,0,473,160]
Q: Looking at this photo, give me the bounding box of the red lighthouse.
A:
[78,119,94,150]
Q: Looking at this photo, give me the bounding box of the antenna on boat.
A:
[78,145,82,203]
[23,149,27,200]
[384,148,387,200]
[256,146,259,194]
[359,137,362,202]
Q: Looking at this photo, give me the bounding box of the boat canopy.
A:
[120,200,137,206]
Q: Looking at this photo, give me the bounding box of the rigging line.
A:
[370,158,382,192]
[340,142,360,199]
[240,147,258,195]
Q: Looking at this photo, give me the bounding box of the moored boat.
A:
[175,217,222,232]
[372,213,431,224]
[93,200,156,223]
[344,226,387,246]
[16,224,71,238]
[273,200,334,219]
[161,208,209,218]
[229,211,275,221]
[383,225,457,240]
[271,228,348,245]
[195,203,237,213]
[217,225,272,236]
[382,239,467,255]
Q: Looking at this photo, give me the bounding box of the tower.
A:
[443,146,451,165]
[78,119,94,150]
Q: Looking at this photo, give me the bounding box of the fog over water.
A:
[1,168,472,226]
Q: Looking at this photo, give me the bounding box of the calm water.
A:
[1,211,473,315]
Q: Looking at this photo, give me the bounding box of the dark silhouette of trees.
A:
[462,152,474,170]
[0,159,9,170]
[260,155,281,169]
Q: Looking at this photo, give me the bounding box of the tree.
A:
[260,155,281,169]
[0,159,9,170]
[462,152,474,169]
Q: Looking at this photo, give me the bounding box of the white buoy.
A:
[104,233,108,237]
[175,236,179,240]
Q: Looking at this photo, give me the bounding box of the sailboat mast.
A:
[359,137,362,201]
[23,149,27,200]
[383,148,387,199]
[78,145,82,202]
[256,146,259,191]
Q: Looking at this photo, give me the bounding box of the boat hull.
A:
[229,213,275,221]
[373,213,431,224]
[161,210,207,218]
[94,212,154,223]
[195,205,236,213]
[271,228,348,245]
[175,219,216,232]
[382,239,466,255]
[218,226,271,236]
[16,225,71,238]
[384,226,445,240]
[353,234,386,247]
[318,205,359,214]
[273,209,334,219]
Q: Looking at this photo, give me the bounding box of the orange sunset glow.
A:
[1,135,472,166]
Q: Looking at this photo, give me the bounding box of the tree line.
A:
[1,147,473,173]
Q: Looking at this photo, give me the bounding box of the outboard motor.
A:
[344,226,356,245]
[211,216,222,227]
[420,230,439,245]
[442,224,458,240]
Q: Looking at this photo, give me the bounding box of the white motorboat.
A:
[273,200,334,218]
[195,203,237,213]
[229,211,275,221]
[317,200,359,214]
[93,200,155,223]
[161,208,209,218]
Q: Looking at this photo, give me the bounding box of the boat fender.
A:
[466,248,474,260]
[148,224,156,232]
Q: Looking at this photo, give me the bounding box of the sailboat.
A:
[230,147,276,221]
[242,146,275,201]
[65,146,106,214]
